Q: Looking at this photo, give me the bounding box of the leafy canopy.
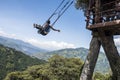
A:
[5,55,83,80]
[75,0,89,11]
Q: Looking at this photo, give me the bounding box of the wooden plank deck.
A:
[87,20,120,30]
[87,20,120,35]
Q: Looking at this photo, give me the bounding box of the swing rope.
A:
[52,0,74,26]
[42,0,74,26]
[59,0,71,14]
[48,0,65,20]
[42,0,65,26]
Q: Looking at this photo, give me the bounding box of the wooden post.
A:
[80,0,101,80]
[80,32,101,80]
[99,31,120,80]
[80,0,120,79]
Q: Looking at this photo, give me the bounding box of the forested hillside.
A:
[4,55,84,80]
[34,48,110,73]
[0,45,46,80]
[4,55,111,80]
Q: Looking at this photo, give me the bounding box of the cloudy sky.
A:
[0,0,120,51]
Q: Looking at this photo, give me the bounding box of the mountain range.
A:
[0,36,47,55]
[33,48,110,73]
[0,36,114,73]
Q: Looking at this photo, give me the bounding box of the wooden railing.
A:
[85,0,120,27]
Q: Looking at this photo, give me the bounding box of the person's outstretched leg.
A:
[33,23,44,34]
[33,23,43,29]
[33,23,36,28]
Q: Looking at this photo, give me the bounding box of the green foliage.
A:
[94,72,106,80]
[35,48,110,73]
[75,0,89,11]
[5,55,84,80]
[93,72,112,80]
[5,54,112,80]
[0,44,46,80]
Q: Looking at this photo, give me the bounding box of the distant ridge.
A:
[0,36,47,55]
[34,47,110,73]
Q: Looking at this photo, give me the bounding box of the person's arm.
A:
[50,26,60,32]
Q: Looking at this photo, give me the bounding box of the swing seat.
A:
[38,30,48,36]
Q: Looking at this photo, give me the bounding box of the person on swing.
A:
[33,20,60,36]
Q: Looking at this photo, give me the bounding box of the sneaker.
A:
[33,23,36,28]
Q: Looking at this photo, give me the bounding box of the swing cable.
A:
[52,0,74,26]
[42,0,65,26]
[48,0,65,20]
[59,0,71,14]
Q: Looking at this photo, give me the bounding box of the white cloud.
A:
[26,38,76,51]
[0,29,16,38]
[0,29,76,50]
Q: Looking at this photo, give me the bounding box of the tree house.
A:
[80,0,120,80]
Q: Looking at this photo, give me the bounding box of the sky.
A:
[0,0,119,51]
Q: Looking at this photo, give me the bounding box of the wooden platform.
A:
[87,20,120,35]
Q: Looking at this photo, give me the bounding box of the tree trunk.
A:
[80,33,101,80]
[99,32,120,80]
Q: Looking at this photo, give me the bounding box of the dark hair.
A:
[46,20,50,24]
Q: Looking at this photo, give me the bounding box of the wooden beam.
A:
[80,32,101,80]
[87,20,120,30]
[99,30,120,80]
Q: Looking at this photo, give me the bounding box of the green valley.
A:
[0,45,46,80]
